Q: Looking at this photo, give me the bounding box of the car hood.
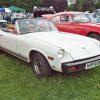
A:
[25,31,100,60]
[76,22,100,31]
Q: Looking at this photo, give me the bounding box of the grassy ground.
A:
[0,51,100,100]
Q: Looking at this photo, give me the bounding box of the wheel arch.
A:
[29,49,48,63]
[87,31,100,37]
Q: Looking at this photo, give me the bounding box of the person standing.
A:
[5,15,11,23]
[1,13,5,20]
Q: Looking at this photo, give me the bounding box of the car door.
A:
[0,29,17,54]
[52,15,75,33]
[15,20,32,61]
[73,14,89,36]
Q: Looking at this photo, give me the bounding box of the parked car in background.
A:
[0,19,7,27]
[85,11,100,24]
[94,16,100,23]
[42,11,100,40]
[26,13,33,19]
[8,12,26,24]
[84,12,95,22]
[0,18,100,77]
[93,9,100,18]
[33,6,55,18]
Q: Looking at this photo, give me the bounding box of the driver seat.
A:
[7,24,16,30]
[6,24,17,34]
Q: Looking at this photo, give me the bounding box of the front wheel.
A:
[31,53,52,77]
[89,33,100,41]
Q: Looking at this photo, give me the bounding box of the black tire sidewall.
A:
[31,53,51,77]
[89,33,100,41]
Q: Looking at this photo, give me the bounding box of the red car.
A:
[42,11,100,40]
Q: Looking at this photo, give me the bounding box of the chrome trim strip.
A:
[0,47,29,62]
[63,55,100,66]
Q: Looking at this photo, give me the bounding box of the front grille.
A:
[62,55,100,73]
[62,55,100,66]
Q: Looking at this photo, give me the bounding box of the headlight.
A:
[98,42,100,47]
[57,49,65,59]
[95,41,100,48]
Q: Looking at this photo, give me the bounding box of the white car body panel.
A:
[0,30,17,53]
[25,31,100,60]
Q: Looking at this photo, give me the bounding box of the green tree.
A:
[82,0,96,12]
[68,0,83,11]
[0,0,42,12]
[95,0,100,9]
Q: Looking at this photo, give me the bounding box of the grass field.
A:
[0,51,100,100]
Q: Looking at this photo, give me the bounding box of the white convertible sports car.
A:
[0,18,100,77]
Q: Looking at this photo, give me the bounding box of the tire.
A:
[31,53,52,77]
[89,33,100,41]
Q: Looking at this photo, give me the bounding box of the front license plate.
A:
[85,60,100,69]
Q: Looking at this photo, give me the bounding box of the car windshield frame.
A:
[72,14,92,23]
[17,19,58,35]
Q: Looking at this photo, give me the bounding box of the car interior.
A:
[1,24,17,34]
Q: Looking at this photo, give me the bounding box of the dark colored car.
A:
[33,6,55,18]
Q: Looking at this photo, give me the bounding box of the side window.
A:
[60,15,73,23]
[60,15,69,21]
[52,15,60,23]
[73,15,81,22]
[73,14,90,23]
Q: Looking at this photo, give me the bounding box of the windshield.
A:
[73,14,92,23]
[85,13,95,22]
[17,19,58,34]
[96,17,100,23]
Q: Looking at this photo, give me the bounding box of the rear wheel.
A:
[89,33,100,41]
[31,53,52,77]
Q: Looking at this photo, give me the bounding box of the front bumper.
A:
[62,55,100,73]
